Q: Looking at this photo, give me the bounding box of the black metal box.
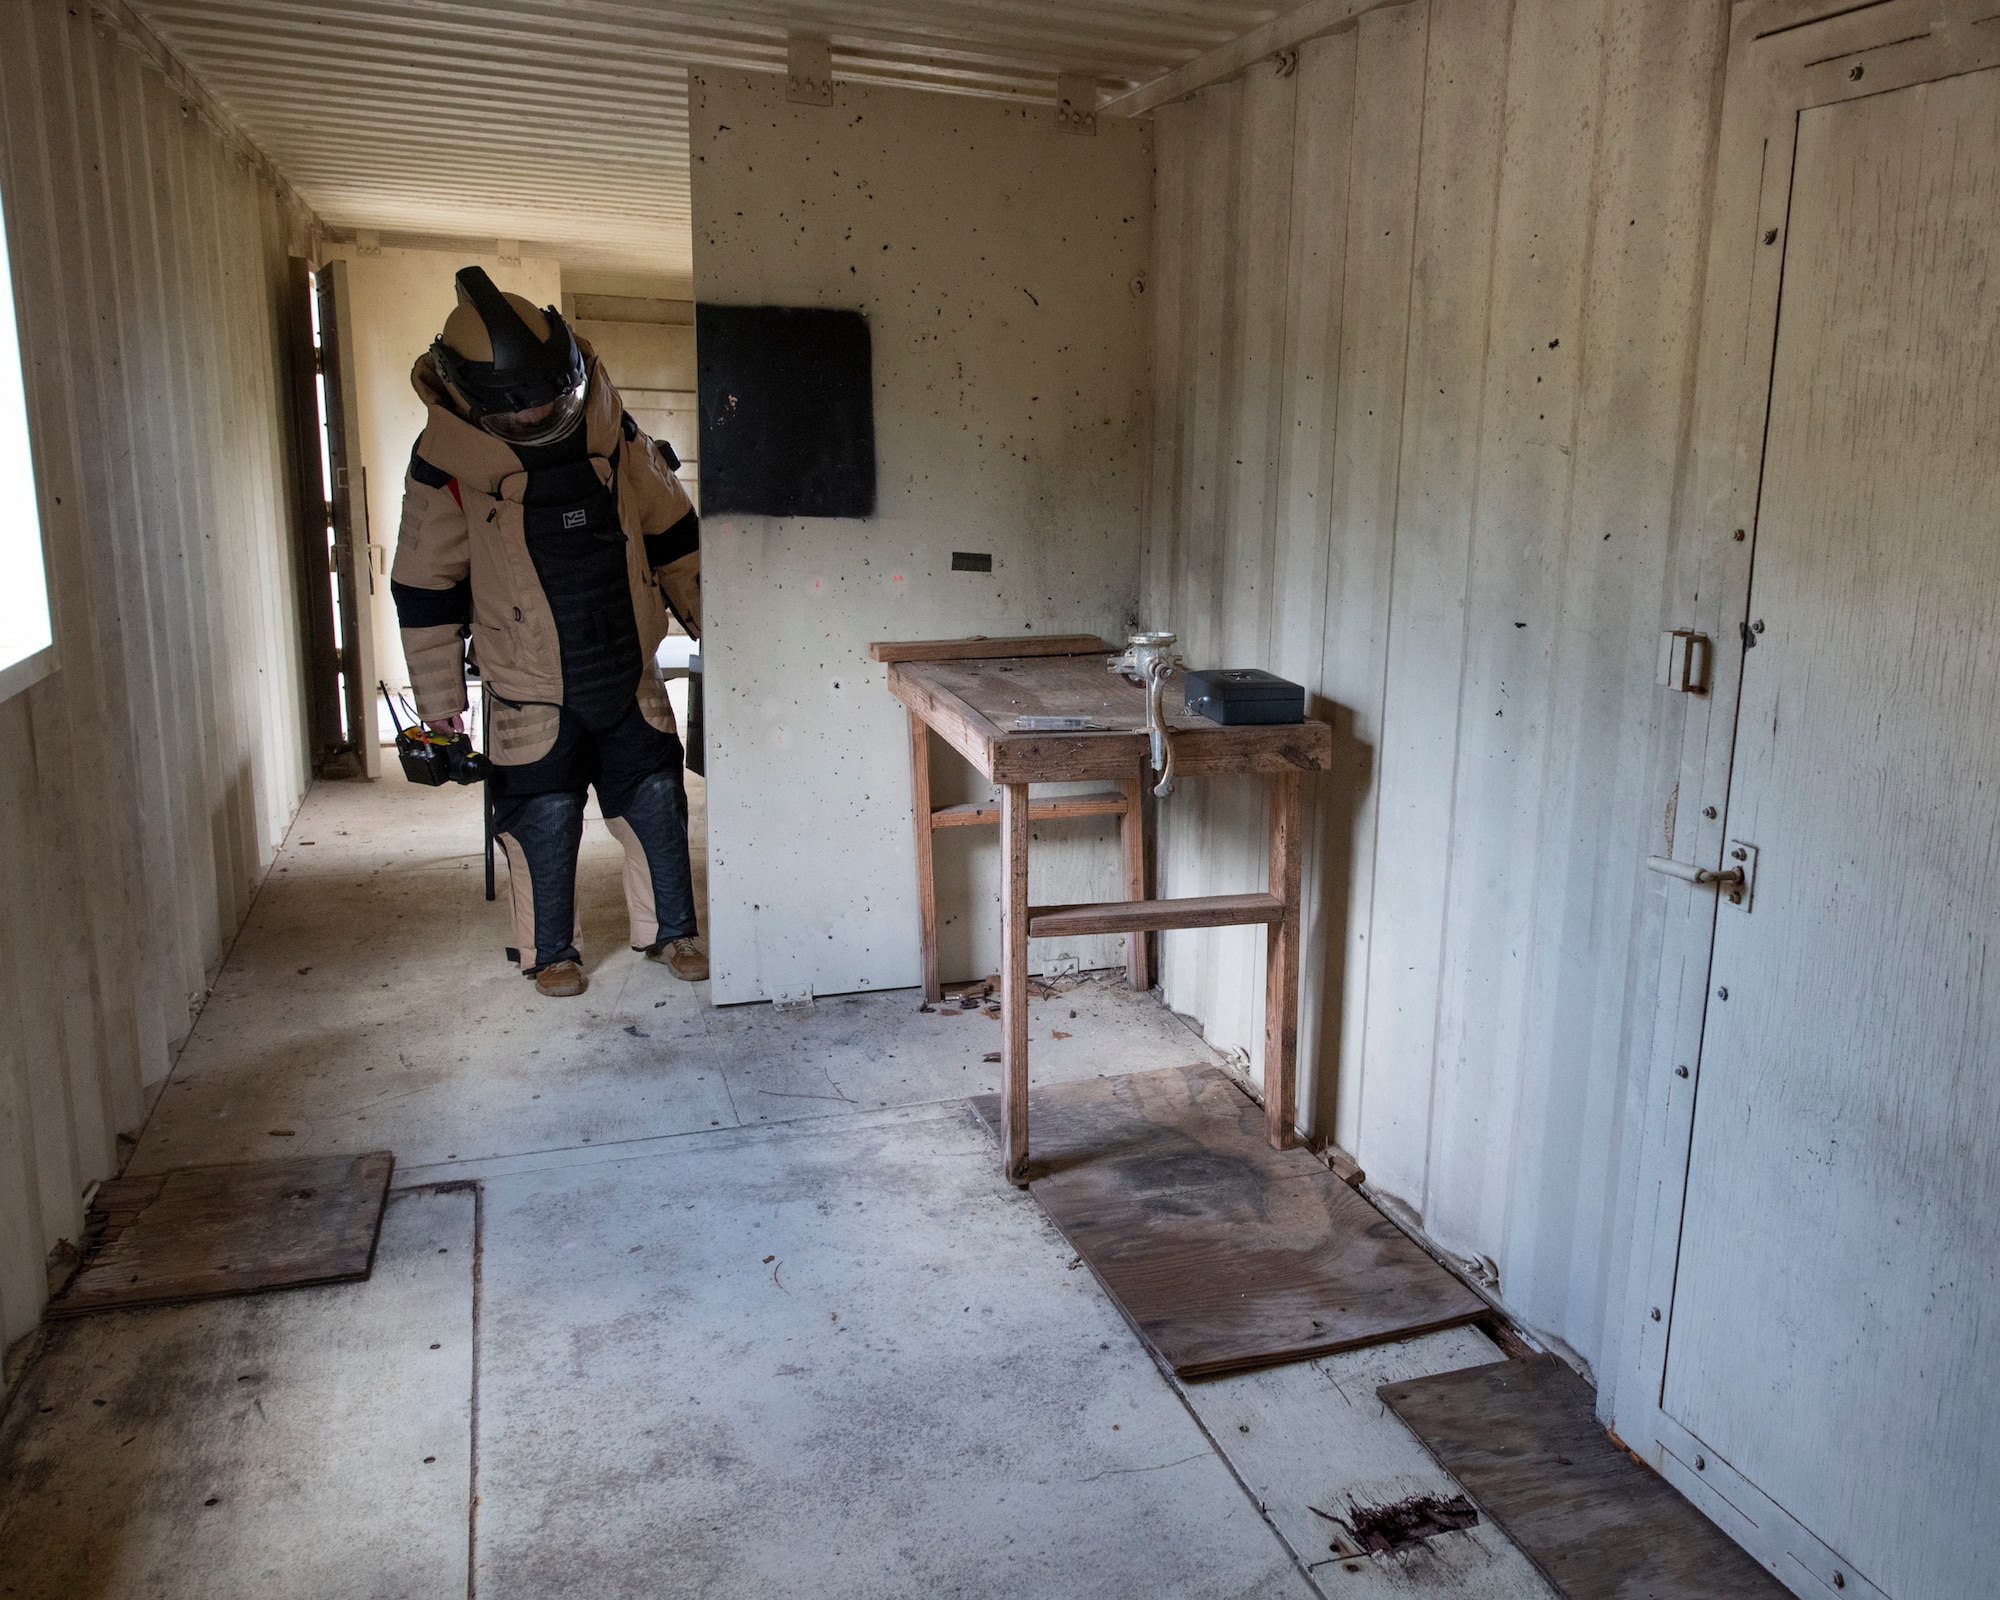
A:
[1183,668,1305,725]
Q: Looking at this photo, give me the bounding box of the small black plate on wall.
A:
[696,304,875,518]
[951,552,993,572]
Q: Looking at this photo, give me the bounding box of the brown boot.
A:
[534,959,587,997]
[649,937,709,982]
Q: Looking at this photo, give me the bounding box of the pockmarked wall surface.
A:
[1140,0,1730,1396]
[329,246,562,704]
[0,0,318,1356]
[690,73,1152,1004]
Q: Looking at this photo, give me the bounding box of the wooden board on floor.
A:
[46,1151,395,1317]
[970,1065,1484,1377]
[1378,1356,1790,1599]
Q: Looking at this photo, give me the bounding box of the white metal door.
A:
[1641,9,2000,1596]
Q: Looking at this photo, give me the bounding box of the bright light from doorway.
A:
[0,184,54,698]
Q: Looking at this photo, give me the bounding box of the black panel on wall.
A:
[695,305,876,518]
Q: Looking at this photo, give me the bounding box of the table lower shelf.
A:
[1026,892,1284,940]
[930,790,1128,828]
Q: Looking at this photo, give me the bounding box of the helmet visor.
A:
[478,383,585,446]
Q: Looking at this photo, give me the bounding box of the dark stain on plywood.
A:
[970,1065,1484,1378]
[46,1151,395,1317]
[1378,1356,1792,1598]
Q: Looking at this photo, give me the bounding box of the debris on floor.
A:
[1334,1491,1481,1555]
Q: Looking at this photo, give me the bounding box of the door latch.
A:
[1658,630,1712,694]
[1645,841,1757,909]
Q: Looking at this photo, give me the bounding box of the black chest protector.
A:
[517,430,641,732]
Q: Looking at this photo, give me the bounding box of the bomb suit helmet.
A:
[430,266,586,446]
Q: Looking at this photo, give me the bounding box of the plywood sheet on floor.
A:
[47,1151,394,1316]
[1378,1357,1790,1599]
[971,1065,1484,1377]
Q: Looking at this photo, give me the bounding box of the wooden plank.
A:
[48,1152,395,1316]
[928,791,1127,828]
[1027,893,1284,939]
[883,660,1009,778]
[907,713,940,1003]
[1322,1144,1366,1188]
[867,634,1110,664]
[916,653,1143,725]
[1263,769,1304,1148]
[1103,0,1409,119]
[999,783,1031,1186]
[993,722,1333,784]
[915,652,1322,738]
[1379,1358,1790,1599]
[888,655,1336,784]
[1120,767,1150,991]
[969,1066,1486,1378]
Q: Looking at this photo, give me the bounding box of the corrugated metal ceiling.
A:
[124,1,1280,280]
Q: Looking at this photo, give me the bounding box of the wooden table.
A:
[871,635,1333,1184]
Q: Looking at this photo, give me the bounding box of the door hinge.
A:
[1722,840,1756,910]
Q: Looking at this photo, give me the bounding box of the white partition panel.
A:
[691,73,1153,1005]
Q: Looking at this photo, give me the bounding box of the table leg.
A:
[1000,781,1031,1185]
[907,713,941,1003]
[1263,769,1303,1149]
[1120,766,1150,992]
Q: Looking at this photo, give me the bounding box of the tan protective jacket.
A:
[391,340,700,763]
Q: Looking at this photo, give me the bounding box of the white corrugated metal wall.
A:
[0,0,317,1355]
[1142,0,1729,1380]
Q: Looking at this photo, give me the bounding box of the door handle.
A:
[1646,843,1756,908]
[1645,856,1741,888]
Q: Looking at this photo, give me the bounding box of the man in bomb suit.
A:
[391,266,705,998]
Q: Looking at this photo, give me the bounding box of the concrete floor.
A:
[0,772,1557,1599]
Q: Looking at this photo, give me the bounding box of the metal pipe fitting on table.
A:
[1109,631,1183,798]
